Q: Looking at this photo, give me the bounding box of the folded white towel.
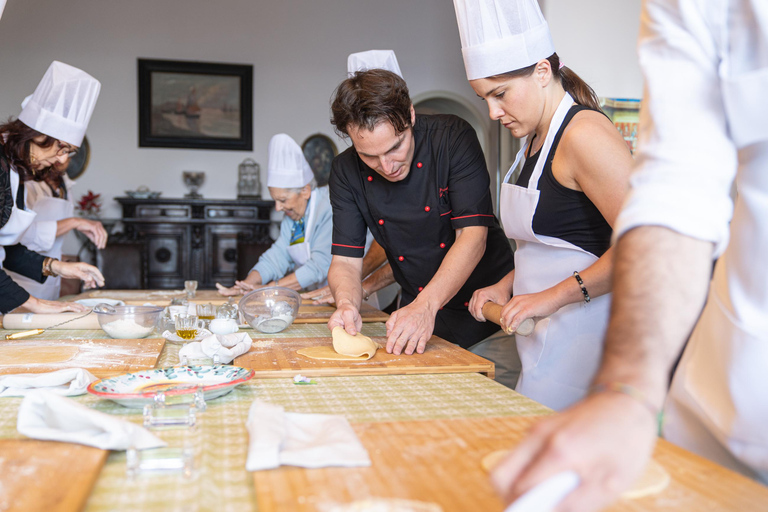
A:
[178,332,252,364]
[17,390,166,451]
[246,399,370,471]
[0,368,97,397]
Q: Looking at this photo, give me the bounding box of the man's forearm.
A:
[362,263,395,296]
[418,226,487,310]
[328,256,364,308]
[596,226,714,407]
[362,241,388,277]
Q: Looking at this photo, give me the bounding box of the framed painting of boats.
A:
[138,58,253,150]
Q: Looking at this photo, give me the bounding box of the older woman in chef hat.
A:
[454,0,634,411]
[216,134,333,295]
[0,61,105,314]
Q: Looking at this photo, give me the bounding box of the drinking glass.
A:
[175,315,204,340]
[196,303,216,323]
[184,280,198,299]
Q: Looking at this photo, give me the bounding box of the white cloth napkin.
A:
[17,390,166,451]
[0,368,97,397]
[246,399,371,471]
[178,332,252,364]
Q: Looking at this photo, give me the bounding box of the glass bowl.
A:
[238,286,300,333]
[93,305,165,339]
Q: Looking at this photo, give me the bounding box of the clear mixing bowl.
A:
[93,305,164,339]
[238,287,300,333]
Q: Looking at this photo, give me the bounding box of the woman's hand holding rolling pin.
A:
[499,289,561,335]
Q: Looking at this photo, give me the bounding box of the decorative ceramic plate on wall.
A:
[88,365,254,408]
[302,133,337,187]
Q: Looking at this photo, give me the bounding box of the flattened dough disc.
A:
[297,346,372,361]
[481,449,510,472]
[621,459,670,499]
[0,345,79,366]
[480,450,670,500]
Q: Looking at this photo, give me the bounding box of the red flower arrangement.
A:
[77,190,102,217]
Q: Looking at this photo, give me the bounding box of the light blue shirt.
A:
[252,186,333,289]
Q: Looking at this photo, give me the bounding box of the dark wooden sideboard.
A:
[111,197,274,289]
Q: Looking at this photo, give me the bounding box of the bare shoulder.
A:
[558,109,631,177]
[561,109,625,152]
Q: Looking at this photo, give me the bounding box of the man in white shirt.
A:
[487,1,768,510]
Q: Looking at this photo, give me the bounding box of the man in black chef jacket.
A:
[327,67,515,358]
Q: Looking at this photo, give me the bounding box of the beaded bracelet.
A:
[573,270,591,303]
[590,382,663,434]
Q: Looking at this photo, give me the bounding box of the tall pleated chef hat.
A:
[347,50,403,78]
[453,0,555,81]
[266,133,314,189]
[18,61,101,147]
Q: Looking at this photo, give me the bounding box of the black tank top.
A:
[515,105,612,258]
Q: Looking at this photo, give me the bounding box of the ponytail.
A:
[490,53,603,113]
[549,54,602,111]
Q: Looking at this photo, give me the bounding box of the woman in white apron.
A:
[216,133,333,295]
[0,61,104,314]
[455,0,634,411]
[7,170,108,300]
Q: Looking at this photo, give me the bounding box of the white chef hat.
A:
[453,0,556,81]
[18,61,101,147]
[347,50,403,78]
[266,134,314,189]
[0,1,7,20]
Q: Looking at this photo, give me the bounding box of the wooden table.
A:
[3,289,767,511]
[254,415,768,512]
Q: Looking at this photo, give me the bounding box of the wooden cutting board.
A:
[0,338,165,378]
[0,439,108,512]
[253,415,768,512]
[295,303,389,324]
[234,335,494,379]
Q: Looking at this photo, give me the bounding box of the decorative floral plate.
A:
[161,329,213,344]
[87,365,255,408]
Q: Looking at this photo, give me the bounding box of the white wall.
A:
[0,0,642,224]
[544,0,643,99]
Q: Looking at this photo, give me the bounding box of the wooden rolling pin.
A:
[2,312,101,330]
[482,302,535,336]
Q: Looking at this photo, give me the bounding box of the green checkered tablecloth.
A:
[0,373,549,512]
[0,317,549,512]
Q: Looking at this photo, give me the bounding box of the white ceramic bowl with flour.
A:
[93,305,165,339]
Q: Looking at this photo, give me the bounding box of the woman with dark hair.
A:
[455,0,634,411]
[0,61,105,314]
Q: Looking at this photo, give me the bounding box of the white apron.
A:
[0,169,37,268]
[287,193,325,288]
[663,54,768,481]
[8,195,73,299]
[500,93,611,411]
